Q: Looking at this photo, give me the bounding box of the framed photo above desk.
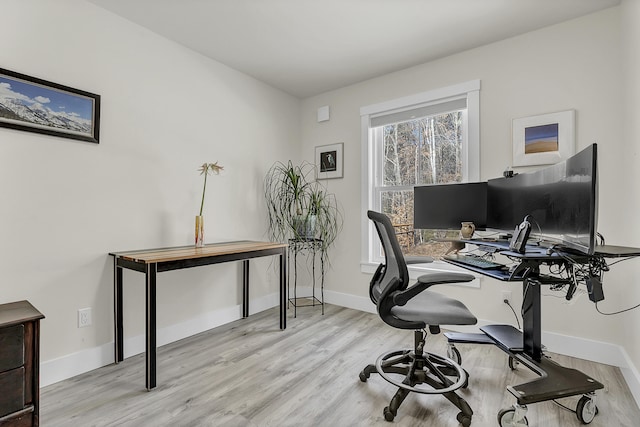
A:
[512,110,574,167]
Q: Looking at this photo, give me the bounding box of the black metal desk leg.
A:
[280,250,287,330]
[114,262,123,363]
[320,256,325,315]
[312,246,316,304]
[242,260,249,318]
[522,278,542,361]
[146,263,157,390]
[293,249,298,318]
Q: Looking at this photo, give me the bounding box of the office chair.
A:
[360,210,477,426]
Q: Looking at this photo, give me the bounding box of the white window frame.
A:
[360,80,481,284]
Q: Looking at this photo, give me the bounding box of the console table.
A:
[110,240,287,390]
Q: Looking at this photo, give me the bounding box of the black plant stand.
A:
[288,238,324,317]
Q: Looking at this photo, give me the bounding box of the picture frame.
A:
[315,143,343,179]
[0,67,100,143]
[512,110,574,167]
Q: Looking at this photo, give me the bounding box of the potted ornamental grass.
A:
[264,160,341,262]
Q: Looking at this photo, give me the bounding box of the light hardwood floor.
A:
[41,304,639,426]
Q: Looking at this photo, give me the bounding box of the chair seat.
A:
[390,290,477,326]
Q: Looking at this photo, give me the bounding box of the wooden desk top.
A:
[111,241,287,264]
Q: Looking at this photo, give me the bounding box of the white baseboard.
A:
[621,352,640,409]
[41,289,640,411]
[40,293,279,388]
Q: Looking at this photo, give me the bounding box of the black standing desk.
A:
[110,241,288,390]
[447,241,586,358]
[444,240,640,425]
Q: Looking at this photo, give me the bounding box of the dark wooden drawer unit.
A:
[0,301,44,427]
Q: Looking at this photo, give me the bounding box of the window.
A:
[360,80,480,271]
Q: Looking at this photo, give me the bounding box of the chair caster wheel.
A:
[448,344,462,365]
[456,411,472,426]
[359,371,370,382]
[383,406,395,422]
[498,407,529,426]
[576,395,598,424]
[508,356,519,370]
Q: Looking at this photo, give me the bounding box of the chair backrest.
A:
[367,210,409,305]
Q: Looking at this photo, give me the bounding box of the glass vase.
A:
[195,215,204,247]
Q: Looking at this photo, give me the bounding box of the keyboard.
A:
[443,254,504,270]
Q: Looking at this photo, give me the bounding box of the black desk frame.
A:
[445,240,612,424]
[111,242,287,390]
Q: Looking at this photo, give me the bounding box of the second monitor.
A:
[413,182,487,230]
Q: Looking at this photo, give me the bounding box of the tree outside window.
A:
[361,80,480,267]
[375,111,464,257]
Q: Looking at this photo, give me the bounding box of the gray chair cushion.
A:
[390,290,477,326]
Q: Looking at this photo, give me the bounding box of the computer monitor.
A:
[486,144,598,254]
[413,182,487,230]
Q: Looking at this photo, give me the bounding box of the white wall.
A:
[1,0,300,379]
[301,6,638,369]
[2,0,638,395]
[619,0,640,393]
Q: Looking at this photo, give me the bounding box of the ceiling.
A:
[86,0,620,98]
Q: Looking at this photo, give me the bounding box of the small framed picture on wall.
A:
[512,110,574,167]
[315,143,343,179]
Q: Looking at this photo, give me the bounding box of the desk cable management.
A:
[454,234,640,319]
[543,236,640,315]
[492,231,640,320]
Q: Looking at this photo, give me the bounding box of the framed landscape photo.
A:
[0,67,100,143]
[315,143,343,179]
[512,110,574,167]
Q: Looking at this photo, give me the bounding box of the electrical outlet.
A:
[78,307,92,328]
[501,290,512,305]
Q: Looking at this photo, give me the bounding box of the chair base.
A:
[359,330,473,426]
